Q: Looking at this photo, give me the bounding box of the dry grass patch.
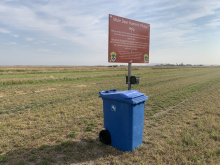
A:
[0,66,219,164]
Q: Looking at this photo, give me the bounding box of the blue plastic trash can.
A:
[99,89,148,152]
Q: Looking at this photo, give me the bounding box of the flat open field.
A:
[0,66,220,165]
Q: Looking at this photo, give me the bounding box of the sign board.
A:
[108,14,150,63]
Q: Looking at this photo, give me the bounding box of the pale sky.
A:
[0,0,220,66]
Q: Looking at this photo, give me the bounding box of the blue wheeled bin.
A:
[99,89,148,152]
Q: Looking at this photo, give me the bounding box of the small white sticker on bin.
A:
[111,105,116,111]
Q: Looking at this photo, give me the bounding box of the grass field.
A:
[0,66,220,165]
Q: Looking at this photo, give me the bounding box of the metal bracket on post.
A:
[128,63,132,90]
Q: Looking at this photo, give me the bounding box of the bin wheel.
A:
[99,130,111,145]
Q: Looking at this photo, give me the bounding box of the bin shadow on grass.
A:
[0,138,123,165]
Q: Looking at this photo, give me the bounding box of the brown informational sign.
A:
[109,14,150,63]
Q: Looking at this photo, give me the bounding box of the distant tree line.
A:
[156,63,204,66]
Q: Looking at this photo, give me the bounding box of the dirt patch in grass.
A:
[34,88,57,93]
[76,85,88,88]
[15,91,27,95]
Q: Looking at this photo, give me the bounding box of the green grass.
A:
[0,156,8,162]
[0,66,220,164]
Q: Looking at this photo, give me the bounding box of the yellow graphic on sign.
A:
[144,54,149,63]
[110,51,117,62]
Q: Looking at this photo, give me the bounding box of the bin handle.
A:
[99,89,117,95]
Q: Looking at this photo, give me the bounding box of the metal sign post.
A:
[128,63,132,90]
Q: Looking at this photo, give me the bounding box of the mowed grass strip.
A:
[0,66,219,164]
[140,81,220,164]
